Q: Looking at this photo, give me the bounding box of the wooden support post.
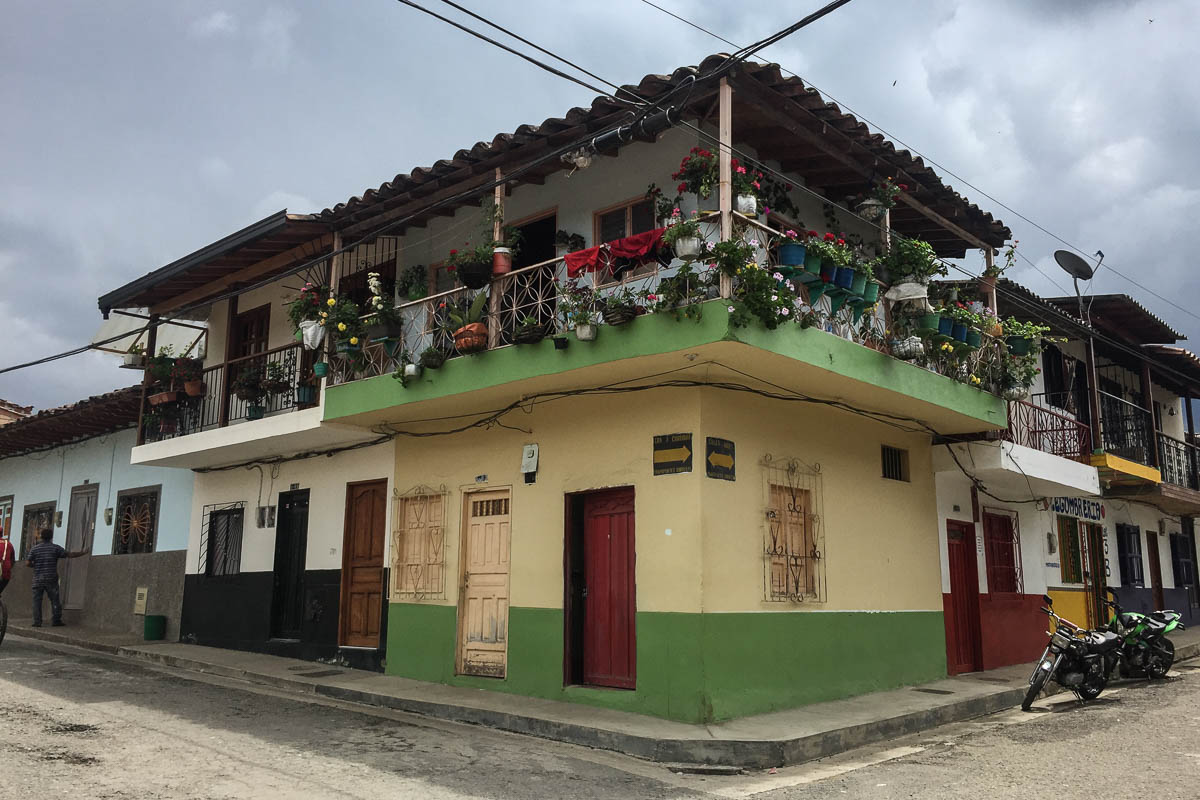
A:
[1141,360,1160,469]
[981,249,998,314]
[1187,392,1197,488]
[718,78,733,299]
[136,315,159,445]
[1084,338,1102,455]
[488,168,504,349]
[218,295,238,429]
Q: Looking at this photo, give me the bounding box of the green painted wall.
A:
[386,602,947,722]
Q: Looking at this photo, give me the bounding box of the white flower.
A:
[706,241,716,251]
[772,271,784,281]
[750,239,760,247]
[727,305,735,313]
[781,307,790,316]
[785,280,795,291]
[771,294,778,302]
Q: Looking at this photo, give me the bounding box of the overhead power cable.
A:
[635,0,1200,328]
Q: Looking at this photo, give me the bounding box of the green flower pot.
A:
[862,282,880,304]
[918,312,941,331]
[1006,336,1032,355]
[804,252,822,275]
[966,329,983,348]
[850,271,868,297]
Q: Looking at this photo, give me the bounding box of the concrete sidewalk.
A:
[7,622,1199,769]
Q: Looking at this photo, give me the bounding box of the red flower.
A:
[690,146,700,154]
[449,249,458,255]
[730,157,739,167]
[698,149,711,158]
[837,238,845,246]
[681,156,691,164]
[438,302,447,309]
[807,230,819,238]
[824,232,835,241]
[446,265,456,272]
[677,182,687,193]
[898,183,909,191]
[647,294,658,301]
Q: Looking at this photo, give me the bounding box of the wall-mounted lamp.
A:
[104,508,114,526]
[54,510,63,527]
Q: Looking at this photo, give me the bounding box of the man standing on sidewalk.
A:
[26,528,86,627]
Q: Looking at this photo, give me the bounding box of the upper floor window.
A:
[232,304,271,359]
[113,486,161,555]
[595,198,655,245]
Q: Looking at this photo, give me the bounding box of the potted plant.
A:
[325,295,365,353]
[288,282,329,350]
[554,229,586,255]
[364,271,405,341]
[296,367,318,405]
[711,238,756,278]
[492,225,522,276]
[122,343,146,369]
[446,244,493,290]
[661,208,704,260]
[174,358,206,397]
[857,257,882,303]
[601,285,639,325]
[511,315,546,345]
[778,229,807,269]
[887,236,945,285]
[857,176,906,221]
[419,347,446,369]
[146,347,181,405]
[313,361,329,378]
[807,233,851,285]
[731,158,764,216]
[232,362,288,420]
[397,264,429,302]
[671,147,720,201]
[556,278,598,341]
[981,241,1017,292]
[442,290,490,354]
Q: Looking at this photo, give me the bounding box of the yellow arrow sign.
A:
[654,445,692,464]
[707,451,734,469]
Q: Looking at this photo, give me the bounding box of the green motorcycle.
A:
[1103,588,1185,679]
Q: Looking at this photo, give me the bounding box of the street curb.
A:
[9,627,1200,769]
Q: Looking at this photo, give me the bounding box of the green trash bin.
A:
[144,614,167,641]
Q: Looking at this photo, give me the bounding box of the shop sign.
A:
[705,437,735,481]
[1050,496,1103,521]
[653,433,693,475]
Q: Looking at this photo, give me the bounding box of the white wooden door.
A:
[457,490,511,678]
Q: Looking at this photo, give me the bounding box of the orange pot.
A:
[492,247,513,275]
[453,322,489,353]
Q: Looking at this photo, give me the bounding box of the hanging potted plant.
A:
[442,289,490,354]
[1002,318,1050,356]
[556,278,598,341]
[806,233,851,285]
[601,285,640,326]
[513,315,548,345]
[419,347,446,369]
[886,236,946,286]
[981,241,1016,293]
[296,366,318,406]
[288,282,329,351]
[146,347,181,405]
[492,225,522,276]
[446,244,492,290]
[671,147,720,203]
[364,271,405,341]
[731,159,763,216]
[174,358,206,398]
[857,176,905,222]
[397,264,429,302]
[325,295,365,353]
[231,365,267,420]
[661,208,704,261]
[554,228,587,257]
[122,343,146,369]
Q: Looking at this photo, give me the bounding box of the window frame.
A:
[19,501,56,559]
[1116,523,1145,587]
[592,195,656,246]
[880,445,910,482]
[1057,515,1084,584]
[0,494,13,543]
[982,509,1022,594]
[112,485,162,555]
[200,502,246,577]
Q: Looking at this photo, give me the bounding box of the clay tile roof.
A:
[1044,293,1185,344]
[0,386,142,459]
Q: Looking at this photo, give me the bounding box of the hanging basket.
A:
[604,304,637,326]
[856,198,887,221]
[299,319,326,351]
[453,322,489,353]
[513,324,547,345]
[1007,336,1033,356]
[183,380,207,398]
[1002,385,1031,401]
[148,390,181,406]
[402,363,423,380]
[736,194,758,215]
[419,349,446,369]
[850,271,868,297]
[862,282,881,304]
[313,361,329,378]
[891,336,925,361]
[457,261,491,290]
[779,243,806,267]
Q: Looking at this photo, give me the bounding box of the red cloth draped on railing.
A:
[564,228,667,278]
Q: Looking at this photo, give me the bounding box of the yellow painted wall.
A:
[698,388,944,613]
[1047,588,1091,628]
[393,390,704,613]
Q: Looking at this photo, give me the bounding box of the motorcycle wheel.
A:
[1022,662,1052,711]
[1146,639,1175,679]
[1077,674,1107,701]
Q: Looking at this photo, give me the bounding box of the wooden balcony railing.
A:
[1005,394,1091,461]
[140,341,315,444]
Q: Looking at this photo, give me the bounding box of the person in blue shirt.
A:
[25,528,86,627]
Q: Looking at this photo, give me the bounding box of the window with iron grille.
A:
[1057,515,1083,584]
[112,486,161,555]
[762,456,825,603]
[1170,530,1199,608]
[881,445,909,482]
[0,495,12,542]
[199,503,245,576]
[982,511,1022,594]
[1116,523,1144,587]
[390,491,447,601]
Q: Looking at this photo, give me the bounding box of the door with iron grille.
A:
[270,490,309,639]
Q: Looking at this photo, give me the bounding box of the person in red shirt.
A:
[0,531,14,596]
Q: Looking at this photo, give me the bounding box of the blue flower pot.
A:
[952,323,969,342]
[938,317,955,336]
[779,243,807,267]
[834,266,855,290]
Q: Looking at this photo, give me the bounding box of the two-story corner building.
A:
[0,387,194,639]
[97,55,1018,720]
[934,279,1200,675]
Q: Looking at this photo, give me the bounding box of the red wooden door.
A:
[582,488,636,689]
[340,480,387,648]
[1147,530,1165,611]
[946,520,983,674]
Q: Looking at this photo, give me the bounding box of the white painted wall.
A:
[184,438,394,575]
[0,428,194,554]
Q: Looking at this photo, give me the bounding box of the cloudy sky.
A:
[3,0,1198,410]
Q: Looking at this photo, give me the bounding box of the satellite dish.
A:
[1054,250,1094,280]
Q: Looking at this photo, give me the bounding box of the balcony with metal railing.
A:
[1158,432,1200,490]
[1004,392,1091,462]
[1098,390,1155,468]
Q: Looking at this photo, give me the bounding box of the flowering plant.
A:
[440,289,490,331]
[287,283,329,330]
[446,242,494,268]
[710,238,757,277]
[661,209,704,246]
[672,147,719,199]
[555,278,597,326]
[645,183,680,223]
[324,295,366,345]
[365,271,402,327]
[643,262,712,321]
[807,232,853,268]
[728,262,800,330]
[729,157,764,198]
[602,284,640,313]
[887,236,945,284]
[869,177,907,210]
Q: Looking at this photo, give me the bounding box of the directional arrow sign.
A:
[653,433,693,475]
[705,437,735,481]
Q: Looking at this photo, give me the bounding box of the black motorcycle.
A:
[1022,594,1122,711]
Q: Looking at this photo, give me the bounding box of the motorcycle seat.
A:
[1087,631,1121,652]
[1142,618,1167,634]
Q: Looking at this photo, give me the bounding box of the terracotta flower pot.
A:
[453,322,489,354]
[183,380,206,397]
[148,390,181,406]
[492,247,513,275]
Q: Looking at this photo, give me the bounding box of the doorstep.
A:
[8,622,1200,769]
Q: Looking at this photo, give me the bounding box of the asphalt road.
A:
[1,636,1198,799]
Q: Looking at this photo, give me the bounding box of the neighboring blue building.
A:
[0,386,195,639]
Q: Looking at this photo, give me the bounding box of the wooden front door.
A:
[946,520,983,674]
[582,488,636,689]
[270,490,309,639]
[458,490,511,678]
[340,480,387,648]
[62,485,98,610]
[1147,529,1165,610]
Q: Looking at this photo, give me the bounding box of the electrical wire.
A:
[636,0,1200,328]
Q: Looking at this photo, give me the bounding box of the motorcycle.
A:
[1102,587,1185,680]
[1022,594,1122,711]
